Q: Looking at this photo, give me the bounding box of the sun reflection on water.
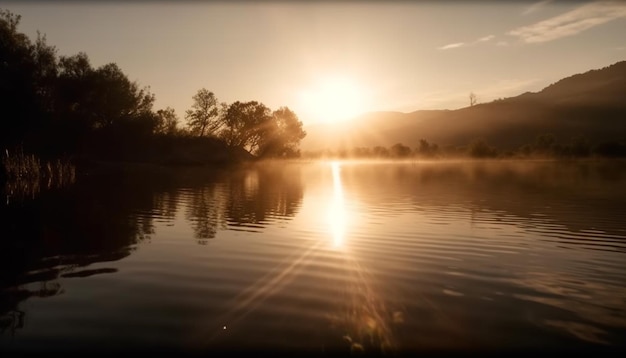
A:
[324,161,402,353]
[185,161,403,353]
[329,161,347,249]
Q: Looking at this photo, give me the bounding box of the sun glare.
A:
[298,76,366,124]
[329,161,347,248]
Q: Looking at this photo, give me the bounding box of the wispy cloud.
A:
[496,41,509,47]
[438,42,465,50]
[522,0,553,16]
[509,1,626,43]
[438,34,495,50]
[477,35,495,42]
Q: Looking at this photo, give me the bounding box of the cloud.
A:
[522,0,553,16]
[437,34,495,50]
[509,1,626,43]
[496,41,509,47]
[438,42,465,50]
[477,35,495,42]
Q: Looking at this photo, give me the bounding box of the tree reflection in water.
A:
[2,160,625,351]
[0,162,305,337]
[184,162,304,242]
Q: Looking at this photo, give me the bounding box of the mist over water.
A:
[1,160,625,353]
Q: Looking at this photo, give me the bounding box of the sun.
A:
[297,76,367,125]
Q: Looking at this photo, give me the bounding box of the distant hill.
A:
[302,61,626,151]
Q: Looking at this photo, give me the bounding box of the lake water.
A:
[1,160,626,354]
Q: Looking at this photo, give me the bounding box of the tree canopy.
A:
[266,107,307,157]
[182,91,307,158]
[156,107,179,135]
[185,88,221,137]
[218,101,306,157]
[0,8,307,166]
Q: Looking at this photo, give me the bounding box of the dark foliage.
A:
[0,9,307,182]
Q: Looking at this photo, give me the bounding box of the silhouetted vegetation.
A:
[0,9,307,190]
[469,92,477,106]
[1,147,75,202]
[302,133,626,160]
[183,89,306,158]
[593,141,626,158]
[2,6,624,196]
[390,143,412,158]
[186,88,223,137]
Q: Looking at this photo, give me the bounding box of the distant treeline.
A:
[302,134,626,160]
[0,9,306,183]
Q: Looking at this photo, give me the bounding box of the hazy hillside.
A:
[302,61,626,151]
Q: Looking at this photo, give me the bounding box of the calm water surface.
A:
[1,160,626,354]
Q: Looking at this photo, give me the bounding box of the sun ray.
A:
[186,240,324,348]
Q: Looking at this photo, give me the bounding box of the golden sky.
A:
[3,1,625,125]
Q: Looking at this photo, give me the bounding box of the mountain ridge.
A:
[302,60,626,152]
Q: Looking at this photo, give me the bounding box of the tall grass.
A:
[1,148,41,180]
[2,148,75,203]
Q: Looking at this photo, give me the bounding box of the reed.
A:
[2,148,76,203]
[1,148,41,180]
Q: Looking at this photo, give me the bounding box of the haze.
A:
[2,1,625,125]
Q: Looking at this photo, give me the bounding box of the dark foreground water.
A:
[1,160,625,355]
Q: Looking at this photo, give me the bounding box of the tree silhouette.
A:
[390,143,412,158]
[469,92,477,106]
[417,139,439,158]
[468,138,497,158]
[0,8,312,168]
[156,107,179,135]
[32,32,58,115]
[185,88,221,137]
[258,107,306,158]
[91,62,155,129]
[532,133,557,156]
[0,9,43,150]
[220,101,274,155]
[372,146,390,158]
